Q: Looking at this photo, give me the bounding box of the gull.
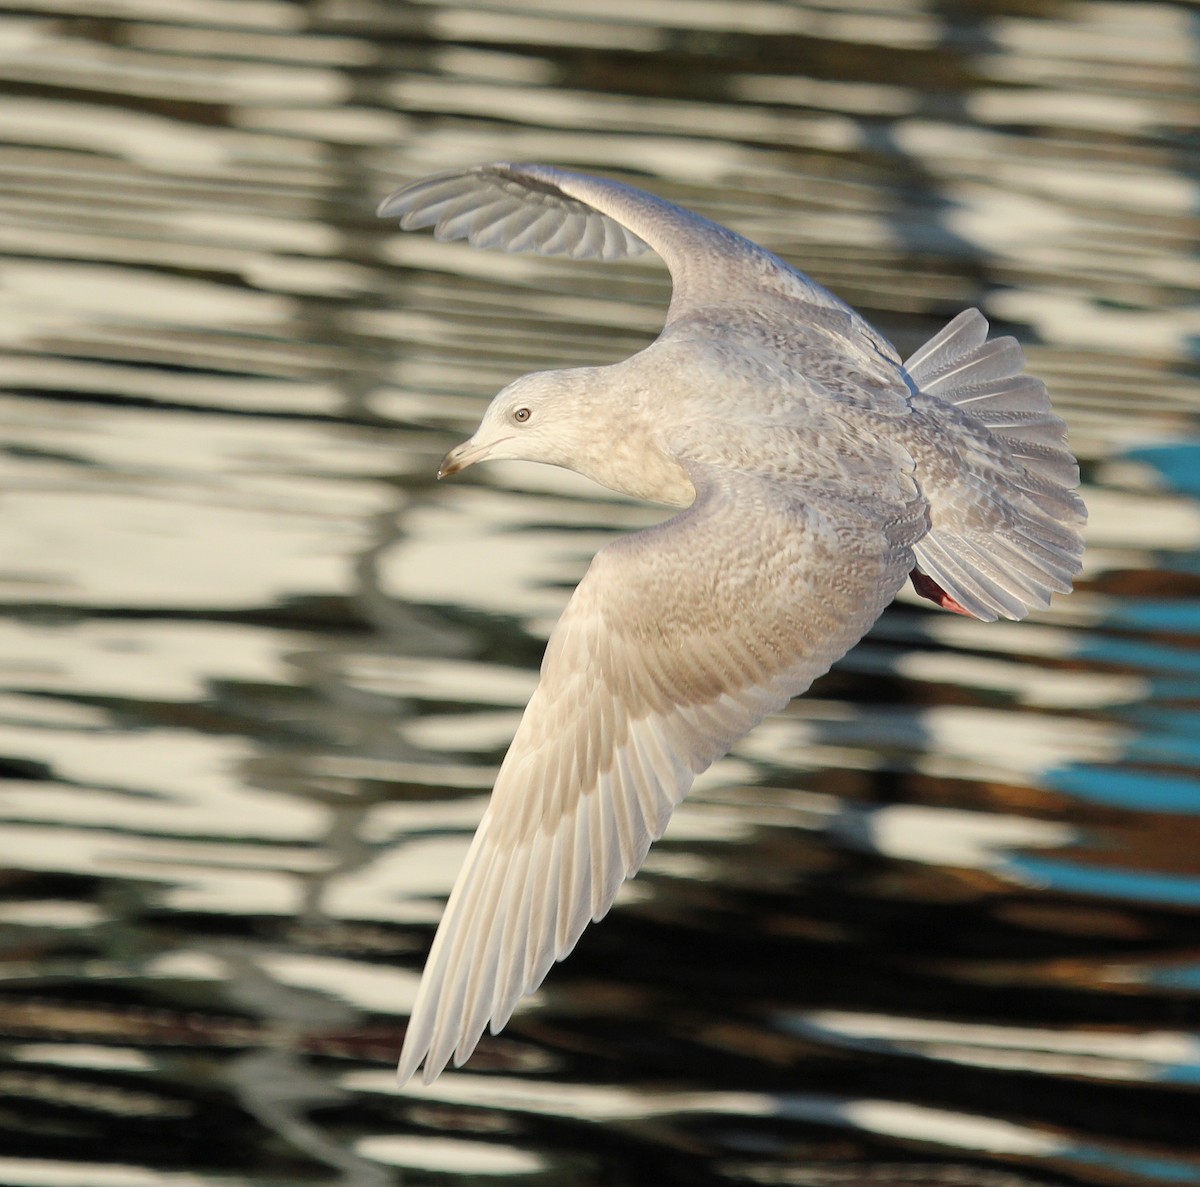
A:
[377,163,1086,1083]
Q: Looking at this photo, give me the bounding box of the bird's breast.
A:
[594,437,696,506]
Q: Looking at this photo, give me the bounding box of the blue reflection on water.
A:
[1126,443,1200,499]
[1076,636,1200,674]
[1100,602,1200,633]
[1066,1143,1200,1185]
[1011,856,1200,908]
[1043,765,1200,813]
[1126,729,1200,767]
[1154,965,1200,991]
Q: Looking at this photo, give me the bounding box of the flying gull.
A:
[377,163,1086,1083]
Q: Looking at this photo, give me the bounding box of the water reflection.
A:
[0,0,1197,1183]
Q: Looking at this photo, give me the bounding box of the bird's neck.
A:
[562,361,695,507]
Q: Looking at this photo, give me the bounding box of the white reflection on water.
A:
[0,358,342,414]
[346,1069,1200,1181]
[830,805,1074,873]
[249,952,420,1016]
[0,1158,247,1187]
[990,289,1200,364]
[0,488,360,607]
[781,1011,1200,1084]
[356,1134,545,1176]
[324,833,485,925]
[0,729,324,838]
[0,822,315,915]
[426,0,940,47]
[735,702,1123,782]
[344,654,538,706]
[989,3,1196,73]
[0,25,349,105]
[382,481,657,624]
[0,260,296,339]
[0,97,238,169]
[0,900,105,928]
[10,1044,157,1073]
[0,397,398,609]
[0,619,301,702]
[854,648,1147,710]
[346,1068,1064,1156]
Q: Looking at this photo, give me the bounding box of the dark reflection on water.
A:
[1,0,1198,1184]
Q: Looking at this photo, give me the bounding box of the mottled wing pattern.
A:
[398,463,927,1083]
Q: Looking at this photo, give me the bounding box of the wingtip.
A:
[396,1051,445,1087]
[395,1053,419,1087]
[396,1027,431,1086]
[376,189,405,220]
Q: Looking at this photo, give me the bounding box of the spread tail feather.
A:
[905,310,1086,622]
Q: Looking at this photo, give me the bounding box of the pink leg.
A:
[910,569,977,617]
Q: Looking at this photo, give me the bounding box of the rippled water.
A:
[1,0,1198,1183]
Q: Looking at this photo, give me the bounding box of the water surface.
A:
[1,1,1199,1184]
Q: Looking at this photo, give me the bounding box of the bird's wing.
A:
[398,463,928,1084]
[377,162,847,322]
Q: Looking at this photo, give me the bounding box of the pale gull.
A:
[377,163,1086,1084]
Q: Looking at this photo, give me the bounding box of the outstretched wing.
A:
[377,162,852,322]
[398,464,927,1084]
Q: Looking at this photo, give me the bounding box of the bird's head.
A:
[438,369,592,479]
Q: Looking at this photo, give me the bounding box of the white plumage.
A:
[377,163,1086,1084]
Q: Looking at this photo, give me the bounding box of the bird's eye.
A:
[512,406,531,423]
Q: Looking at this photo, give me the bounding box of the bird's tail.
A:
[903,309,1086,621]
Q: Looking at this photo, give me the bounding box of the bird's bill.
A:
[437,436,503,479]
